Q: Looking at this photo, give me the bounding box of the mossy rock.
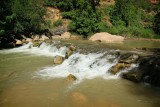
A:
[109,63,131,75]
[53,55,64,64]
[33,42,40,47]
[67,74,77,82]
[69,45,76,51]
[65,49,73,59]
[119,54,139,64]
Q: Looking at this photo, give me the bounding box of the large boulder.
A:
[53,55,64,64]
[89,32,124,43]
[39,35,49,41]
[60,32,71,39]
[25,38,32,43]
[15,39,23,45]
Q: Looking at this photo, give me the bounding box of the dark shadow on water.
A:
[124,80,160,107]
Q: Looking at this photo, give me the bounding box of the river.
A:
[0,40,160,107]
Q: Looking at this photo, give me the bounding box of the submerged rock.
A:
[66,74,77,82]
[53,55,64,64]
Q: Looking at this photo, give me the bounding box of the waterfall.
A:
[0,41,138,82]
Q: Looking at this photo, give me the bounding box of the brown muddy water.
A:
[0,40,160,107]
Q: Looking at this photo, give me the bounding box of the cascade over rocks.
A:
[109,53,139,74]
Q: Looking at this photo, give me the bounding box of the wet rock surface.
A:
[109,53,139,74]
[53,55,65,64]
[67,74,77,82]
[122,54,160,87]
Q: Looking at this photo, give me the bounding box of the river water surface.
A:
[0,40,160,107]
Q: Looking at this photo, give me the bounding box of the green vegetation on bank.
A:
[0,0,160,38]
[45,0,160,38]
[0,0,46,37]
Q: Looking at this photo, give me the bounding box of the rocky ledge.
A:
[109,48,160,87]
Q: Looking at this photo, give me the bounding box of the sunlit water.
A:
[0,40,160,107]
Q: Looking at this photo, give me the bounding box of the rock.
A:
[60,32,71,39]
[71,92,87,104]
[52,35,61,39]
[39,35,49,41]
[67,74,77,82]
[122,55,160,87]
[33,41,40,47]
[53,55,64,64]
[70,35,81,40]
[15,39,23,45]
[119,54,139,64]
[25,38,32,43]
[122,69,142,83]
[32,35,39,41]
[49,27,66,36]
[109,63,131,74]
[65,49,73,59]
[69,45,76,51]
[89,32,124,43]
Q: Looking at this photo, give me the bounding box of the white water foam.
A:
[0,42,68,57]
[36,52,123,82]
[0,42,138,82]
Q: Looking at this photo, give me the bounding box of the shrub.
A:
[54,19,63,27]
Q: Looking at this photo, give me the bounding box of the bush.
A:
[54,19,63,27]
[12,0,46,34]
[153,12,160,35]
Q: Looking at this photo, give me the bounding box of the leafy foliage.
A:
[110,0,141,27]
[12,0,46,34]
[153,3,160,35]
[0,0,15,36]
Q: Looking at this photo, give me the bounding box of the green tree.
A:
[68,0,105,37]
[111,0,140,27]
[12,0,46,34]
[153,3,160,35]
[0,0,15,36]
